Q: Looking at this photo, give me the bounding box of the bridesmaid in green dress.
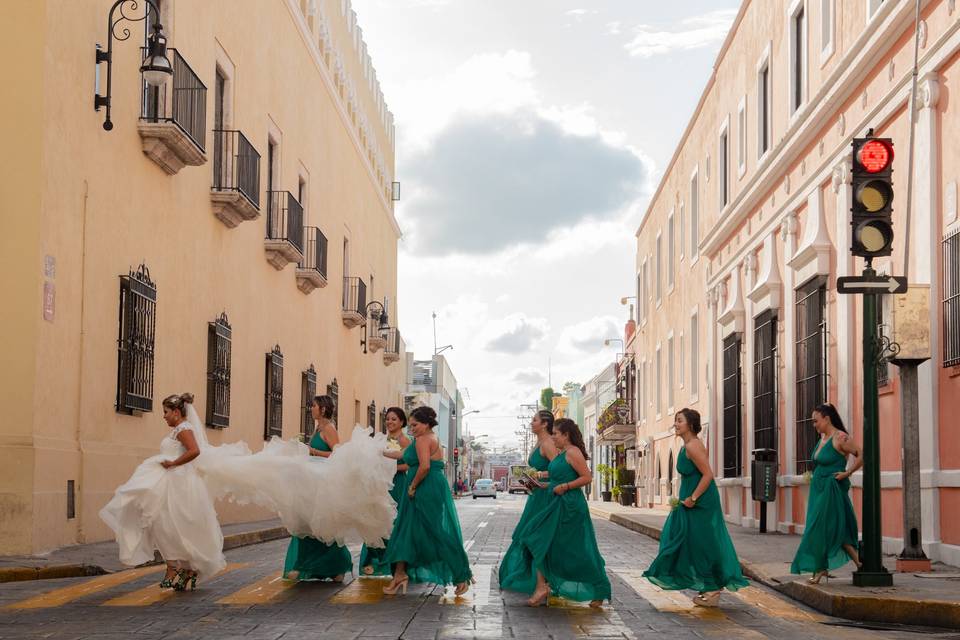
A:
[518,418,610,608]
[381,406,473,596]
[498,409,558,593]
[283,395,353,582]
[644,408,748,607]
[790,403,862,583]
[359,407,411,576]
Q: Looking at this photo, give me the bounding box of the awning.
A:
[596,423,636,444]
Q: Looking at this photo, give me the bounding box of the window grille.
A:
[796,278,828,473]
[264,345,284,439]
[301,364,317,439]
[116,264,156,415]
[722,334,743,478]
[753,310,777,451]
[326,378,340,425]
[944,228,960,367]
[205,312,231,428]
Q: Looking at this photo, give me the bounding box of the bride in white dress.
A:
[100,393,225,590]
[101,392,399,591]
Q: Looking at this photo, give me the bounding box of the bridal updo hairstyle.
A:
[536,409,555,434]
[410,406,438,428]
[162,392,194,416]
[676,408,702,435]
[313,395,336,421]
[385,406,408,427]
[554,418,589,460]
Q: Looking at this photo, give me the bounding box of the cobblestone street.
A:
[0,495,948,640]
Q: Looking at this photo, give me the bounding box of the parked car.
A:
[472,478,497,499]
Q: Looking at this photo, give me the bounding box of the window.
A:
[790,2,807,114]
[267,138,278,195]
[656,345,662,416]
[342,237,350,277]
[796,278,827,472]
[680,333,685,388]
[655,454,661,498]
[116,264,157,414]
[667,335,675,409]
[737,98,747,176]
[667,451,675,497]
[820,0,834,60]
[943,229,960,366]
[679,203,685,260]
[667,214,675,290]
[719,127,729,207]
[753,310,777,452]
[758,59,771,157]
[690,312,699,398]
[690,171,699,259]
[206,312,232,428]
[644,259,651,317]
[636,271,643,323]
[214,69,226,130]
[264,345,284,439]
[367,401,377,430]
[722,334,743,478]
[301,364,317,438]
[326,378,340,425]
[656,233,663,303]
[638,359,645,421]
[298,175,307,214]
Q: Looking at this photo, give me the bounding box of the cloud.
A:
[482,314,549,354]
[624,9,736,58]
[511,367,546,386]
[606,21,622,36]
[557,316,623,354]
[565,8,598,19]
[401,110,646,255]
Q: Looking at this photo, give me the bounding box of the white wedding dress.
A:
[101,403,398,576]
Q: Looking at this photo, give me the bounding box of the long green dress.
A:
[383,441,473,586]
[282,431,353,581]
[498,446,552,592]
[359,451,409,576]
[644,446,748,592]
[790,434,859,574]
[517,450,611,602]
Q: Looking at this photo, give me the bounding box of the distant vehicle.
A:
[472,478,497,499]
[508,465,531,494]
[491,465,509,489]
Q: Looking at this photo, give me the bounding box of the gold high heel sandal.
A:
[808,570,831,584]
[382,577,408,595]
[693,591,721,607]
[526,585,550,607]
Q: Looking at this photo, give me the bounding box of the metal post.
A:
[853,270,893,587]
[892,360,931,571]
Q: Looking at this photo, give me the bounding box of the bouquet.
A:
[385,437,403,452]
[668,497,681,510]
[802,470,813,485]
[518,470,546,491]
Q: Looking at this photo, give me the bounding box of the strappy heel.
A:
[693,591,721,607]
[382,576,408,595]
[159,570,178,589]
[808,570,831,585]
[526,584,550,607]
[173,569,198,592]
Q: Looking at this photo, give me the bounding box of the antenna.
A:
[432,310,453,355]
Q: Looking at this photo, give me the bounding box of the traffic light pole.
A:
[852,266,894,587]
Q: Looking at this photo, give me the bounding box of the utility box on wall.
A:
[891,285,931,361]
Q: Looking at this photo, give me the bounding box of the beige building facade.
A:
[0,0,406,555]
[632,0,960,565]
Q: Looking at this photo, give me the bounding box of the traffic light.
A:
[850,136,894,259]
[453,447,460,466]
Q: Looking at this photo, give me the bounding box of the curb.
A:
[589,506,960,631]
[0,525,290,584]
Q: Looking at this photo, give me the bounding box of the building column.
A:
[780,212,799,533]
[743,254,758,528]
[832,162,856,438]
[707,285,720,474]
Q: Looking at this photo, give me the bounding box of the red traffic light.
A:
[453,448,459,456]
[857,139,893,173]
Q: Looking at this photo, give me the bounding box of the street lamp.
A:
[462,410,480,418]
[619,296,636,305]
[95,0,173,131]
[360,301,390,354]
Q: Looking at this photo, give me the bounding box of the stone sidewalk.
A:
[588,500,960,630]
[0,519,288,583]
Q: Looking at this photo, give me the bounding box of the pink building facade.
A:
[631,0,960,565]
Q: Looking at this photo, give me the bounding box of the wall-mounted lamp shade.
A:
[140,29,172,87]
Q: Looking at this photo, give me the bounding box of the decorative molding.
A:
[831,162,849,193]
[918,72,941,110]
[919,19,928,48]
[137,123,207,175]
[788,187,831,284]
[718,265,745,337]
[748,232,783,313]
[210,191,259,228]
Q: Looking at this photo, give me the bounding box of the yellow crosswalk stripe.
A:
[5,566,163,610]
[102,563,247,607]
[329,576,391,604]
[216,571,296,606]
[615,569,767,639]
[438,564,492,606]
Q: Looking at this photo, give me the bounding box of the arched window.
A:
[654,454,661,498]
[668,451,675,497]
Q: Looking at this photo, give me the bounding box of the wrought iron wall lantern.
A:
[361,301,390,354]
[94,0,172,131]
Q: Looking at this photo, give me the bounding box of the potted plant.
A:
[597,464,614,502]
[611,486,622,502]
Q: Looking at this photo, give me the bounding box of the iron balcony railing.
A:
[140,48,207,151]
[342,276,367,317]
[385,328,402,355]
[266,191,304,253]
[298,226,329,278]
[213,129,260,209]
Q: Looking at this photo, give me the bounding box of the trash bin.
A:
[620,485,636,506]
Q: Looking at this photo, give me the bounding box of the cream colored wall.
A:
[1,0,403,554]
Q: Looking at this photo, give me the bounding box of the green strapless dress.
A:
[518,450,611,602]
[498,446,552,593]
[790,434,859,573]
[383,442,473,585]
[644,446,748,592]
[282,431,353,580]
[359,458,408,576]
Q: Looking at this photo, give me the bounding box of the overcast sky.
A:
[353,0,739,451]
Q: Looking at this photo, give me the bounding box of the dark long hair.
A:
[385,406,407,428]
[313,395,336,421]
[814,403,847,433]
[554,418,589,460]
[535,409,555,434]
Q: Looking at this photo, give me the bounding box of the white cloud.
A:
[624,9,736,58]
[566,9,598,19]
[511,367,546,386]
[556,315,623,354]
[606,21,622,36]
[480,314,550,354]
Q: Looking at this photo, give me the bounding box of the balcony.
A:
[139,49,207,175]
[365,312,387,353]
[383,328,402,366]
[341,277,367,328]
[596,398,636,444]
[295,227,329,294]
[264,191,304,270]
[211,129,260,228]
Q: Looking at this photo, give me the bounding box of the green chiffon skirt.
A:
[283,536,352,581]
[790,474,859,573]
[498,487,553,593]
[359,470,408,576]
[383,462,472,585]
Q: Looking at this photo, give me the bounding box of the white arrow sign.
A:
[837,275,908,295]
[855,278,903,293]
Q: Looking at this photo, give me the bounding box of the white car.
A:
[472,479,497,499]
